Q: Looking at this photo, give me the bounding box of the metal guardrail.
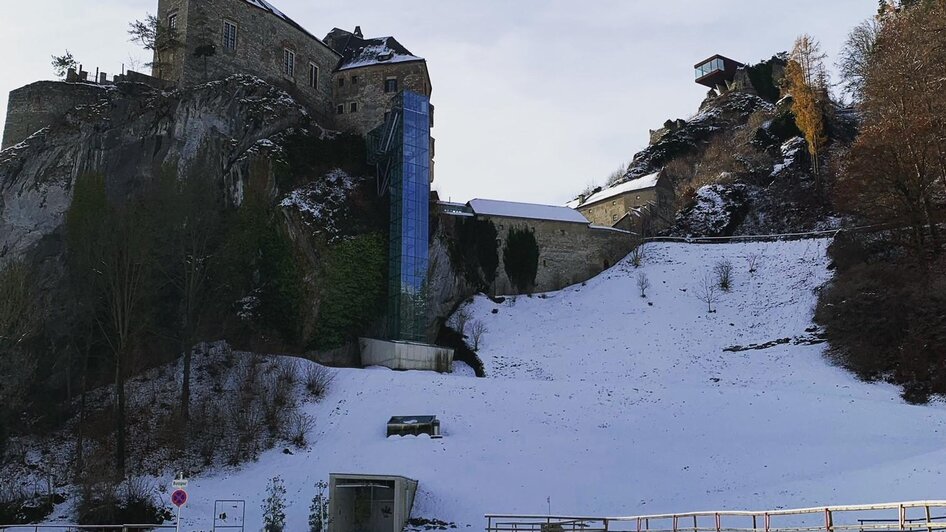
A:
[487,501,946,532]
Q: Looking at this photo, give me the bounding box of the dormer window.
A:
[377,51,394,62]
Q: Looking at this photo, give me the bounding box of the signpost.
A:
[172,473,189,532]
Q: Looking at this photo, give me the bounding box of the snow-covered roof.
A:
[469,199,589,224]
[581,172,661,207]
[242,0,338,53]
[336,36,424,71]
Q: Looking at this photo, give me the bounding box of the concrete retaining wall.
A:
[359,338,454,373]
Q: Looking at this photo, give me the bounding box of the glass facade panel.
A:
[695,58,726,80]
[366,91,431,342]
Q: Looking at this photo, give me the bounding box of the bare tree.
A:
[837,18,880,102]
[714,260,733,291]
[745,252,762,276]
[694,273,719,313]
[636,272,650,298]
[66,173,155,475]
[629,246,645,268]
[470,320,488,351]
[452,307,471,337]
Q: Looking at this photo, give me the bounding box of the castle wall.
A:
[333,61,431,135]
[156,0,340,124]
[2,82,109,151]
[475,215,636,295]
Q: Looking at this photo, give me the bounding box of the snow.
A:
[337,37,424,71]
[135,238,946,532]
[469,198,589,224]
[582,172,661,206]
[244,0,289,21]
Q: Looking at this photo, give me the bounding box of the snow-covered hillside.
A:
[123,240,946,530]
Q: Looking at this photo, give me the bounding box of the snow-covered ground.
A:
[100,240,946,530]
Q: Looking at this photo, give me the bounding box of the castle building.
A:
[571,171,676,235]
[152,0,431,134]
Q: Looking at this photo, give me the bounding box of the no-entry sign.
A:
[171,489,188,508]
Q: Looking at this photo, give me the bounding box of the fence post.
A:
[765,513,771,532]
[674,516,679,532]
[825,509,833,532]
[901,505,906,531]
[696,515,700,532]
[716,513,721,532]
[926,505,933,532]
[753,516,758,531]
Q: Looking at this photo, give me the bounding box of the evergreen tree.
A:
[50,50,77,79]
[503,227,540,293]
[262,476,288,532]
[308,480,329,532]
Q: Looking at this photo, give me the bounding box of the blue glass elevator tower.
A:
[367,91,431,342]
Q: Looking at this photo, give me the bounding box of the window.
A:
[168,13,178,31]
[352,75,359,85]
[223,20,237,50]
[283,49,295,78]
[308,63,319,88]
[336,104,344,115]
[384,78,398,93]
[338,78,345,88]
[350,102,358,113]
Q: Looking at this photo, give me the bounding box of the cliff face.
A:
[0,75,309,262]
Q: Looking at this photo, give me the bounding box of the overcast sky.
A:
[0,0,875,205]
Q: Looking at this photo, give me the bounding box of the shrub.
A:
[285,412,316,448]
[309,480,329,532]
[503,227,540,293]
[262,476,288,532]
[714,260,733,291]
[303,364,336,400]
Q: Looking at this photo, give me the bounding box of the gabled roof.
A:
[469,199,589,224]
[242,0,340,56]
[580,172,662,208]
[326,28,425,72]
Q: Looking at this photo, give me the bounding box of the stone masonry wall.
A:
[156,0,340,124]
[580,188,662,227]
[481,215,636,295]
[332,61,431,135]
[2,82,110,151]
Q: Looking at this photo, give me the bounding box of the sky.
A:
[0,0,876,205]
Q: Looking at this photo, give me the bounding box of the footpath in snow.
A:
[168,239,946,530]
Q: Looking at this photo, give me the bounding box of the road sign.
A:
[172,489,188,508]
[173,473,189,490]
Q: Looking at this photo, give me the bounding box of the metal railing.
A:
[0,525,176,531]
[487,501,946,532]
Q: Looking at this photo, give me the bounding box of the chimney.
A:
[354,26,363,38]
